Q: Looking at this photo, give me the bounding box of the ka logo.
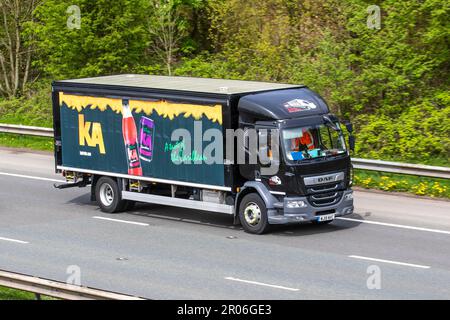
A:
[78,114,106,154]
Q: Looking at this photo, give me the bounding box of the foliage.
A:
[176,0,450,165]
[0,80,52,127]
[29,0,151,78]
[0,0,448,167]
[354,93,450,165]
[147,0,198,75]
[0,286,55,300]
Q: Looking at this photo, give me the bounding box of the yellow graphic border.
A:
[60,92,223,125]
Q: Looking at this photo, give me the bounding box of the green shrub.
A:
[0,81,53,127]
[354,93,450,166]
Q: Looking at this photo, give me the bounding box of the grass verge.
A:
[0,133,53,151]
[0,286,54,300]
[354,169,449,198]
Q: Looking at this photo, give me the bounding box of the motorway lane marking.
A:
[0,171,63,183]
[337,217,450,235]
[225,277,300,291]
[0,236,29,244]
[93,216,149,226]
[349,255,430,269]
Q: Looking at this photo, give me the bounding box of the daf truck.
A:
[52,74,355,234]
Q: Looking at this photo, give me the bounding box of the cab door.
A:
[255,125,283,192]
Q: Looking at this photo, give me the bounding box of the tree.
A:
[147,0,188,75]
[29,0,150,79]
[0,0,40,98]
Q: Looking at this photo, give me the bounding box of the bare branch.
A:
[147,0,187,76]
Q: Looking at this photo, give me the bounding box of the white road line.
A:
[0,237,29,244]
[337,217,450,235]
[349,255,430,269]
[92,216,149,226]
[225,277,300,292]
[0,171,63,183]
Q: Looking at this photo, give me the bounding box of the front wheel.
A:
[239,193,270,234]
[95,176,127,213]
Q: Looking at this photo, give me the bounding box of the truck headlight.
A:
[286,200,307,208]
[344,193,353,201]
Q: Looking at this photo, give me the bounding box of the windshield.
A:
[282,122,346,162]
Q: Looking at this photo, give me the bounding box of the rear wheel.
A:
[239,193,270,234]
[95,176,127,213]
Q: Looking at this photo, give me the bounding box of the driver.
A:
[291,129,315,151]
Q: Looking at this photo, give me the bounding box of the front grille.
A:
[310,185,338,193]
[308,191,343,207]
[305,181,344,207]
[306,182,343,194]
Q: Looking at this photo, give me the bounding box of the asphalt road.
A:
[0,147,449,299]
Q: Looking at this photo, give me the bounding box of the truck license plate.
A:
[317,214,335,222]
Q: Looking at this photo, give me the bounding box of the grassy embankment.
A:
[0,133,53,151]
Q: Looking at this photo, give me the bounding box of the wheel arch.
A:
[235,181,279,216]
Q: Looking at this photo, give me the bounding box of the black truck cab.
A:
[235,87,354,232]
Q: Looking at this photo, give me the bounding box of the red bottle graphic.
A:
[122,99,142,176]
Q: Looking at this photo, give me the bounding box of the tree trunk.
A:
[0,0,38,98]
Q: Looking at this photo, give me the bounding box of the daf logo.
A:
[317,176,334,183]
[304,172,345,186]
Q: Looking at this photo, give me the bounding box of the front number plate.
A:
[317,214,335,222]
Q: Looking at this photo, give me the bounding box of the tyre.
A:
[239,193,270,234]
[95,176,127,213]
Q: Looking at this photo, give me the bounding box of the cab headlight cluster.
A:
[344,193,353,201]
[286,200,307,208]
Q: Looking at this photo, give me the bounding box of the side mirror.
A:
[344,121,353,133]
[348,135,355,152]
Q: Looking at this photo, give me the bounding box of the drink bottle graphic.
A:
[122,99,142,176]
[139,117,155,162]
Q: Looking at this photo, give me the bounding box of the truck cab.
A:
[235,87,354,233]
